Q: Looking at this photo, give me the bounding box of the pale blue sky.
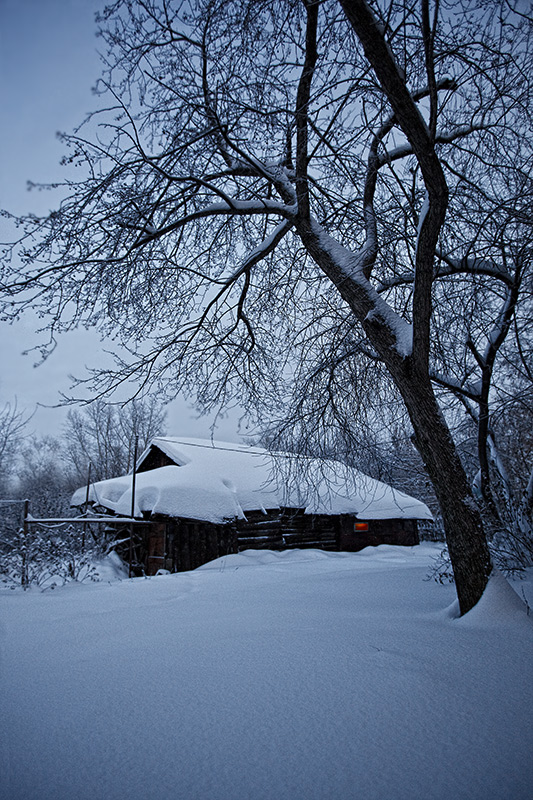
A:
[0,0,101,215]
[0,0,243,441]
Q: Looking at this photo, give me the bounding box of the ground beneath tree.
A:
[1,543,532,800]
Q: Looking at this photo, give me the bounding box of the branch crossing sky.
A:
[0,0,241,441]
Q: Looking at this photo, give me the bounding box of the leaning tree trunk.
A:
[396,370,492,614]
[294,0,492,615]
[337,0,492,614]
[296,215,493,615]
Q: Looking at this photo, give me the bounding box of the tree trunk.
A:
[396,370,492,614]
[333,0,493,614]
[295,216,492,616]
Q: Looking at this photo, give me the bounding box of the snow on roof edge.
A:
[72,437,433,523]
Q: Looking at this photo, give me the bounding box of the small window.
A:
[354,521,369,532]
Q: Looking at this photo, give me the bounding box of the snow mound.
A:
[197,543,435,572]
[92,551,129,582]
[458,570,532,629]
[196,547,349,571]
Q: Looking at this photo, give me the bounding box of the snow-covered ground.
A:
[1,543,532,800]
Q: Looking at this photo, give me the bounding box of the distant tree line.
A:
[0,396,167,510]
[0,396,166,588]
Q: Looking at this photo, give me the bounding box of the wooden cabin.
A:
[71,437,432,575]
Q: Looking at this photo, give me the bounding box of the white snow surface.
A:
[71,437,432,523]
[1,544,532,800]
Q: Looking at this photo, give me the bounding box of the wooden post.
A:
[21,499,29,590]
[82,461,92,552]
[129,437,139,578]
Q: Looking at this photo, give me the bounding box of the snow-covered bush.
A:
[0,522,110,590]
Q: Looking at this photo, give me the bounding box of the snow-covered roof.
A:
[71,437,433,525]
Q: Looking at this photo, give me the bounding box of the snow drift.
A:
[1,545,532,799]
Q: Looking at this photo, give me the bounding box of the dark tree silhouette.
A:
[2,0,532,612]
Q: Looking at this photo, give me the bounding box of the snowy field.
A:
[1,543,532,800]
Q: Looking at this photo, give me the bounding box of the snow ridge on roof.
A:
[72,436,433,524]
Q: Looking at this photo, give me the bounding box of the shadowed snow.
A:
[1,544,531,800]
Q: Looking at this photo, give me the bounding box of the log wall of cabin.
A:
[234,508,338,552]
[166,518,238,572]
[338,516,419,551]
[121,512,420,575]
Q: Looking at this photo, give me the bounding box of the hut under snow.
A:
[71,437,433,574]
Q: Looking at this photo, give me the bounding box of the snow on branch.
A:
[220,220,295,287]
[376,253,513,293]
[430,371,482,402]
[133,198,296,248]
[310,220,413,358]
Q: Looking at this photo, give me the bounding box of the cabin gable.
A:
[136,445,177,473]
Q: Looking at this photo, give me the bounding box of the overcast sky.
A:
[0,0,244,442]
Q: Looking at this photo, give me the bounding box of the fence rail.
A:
[23,517,158,525]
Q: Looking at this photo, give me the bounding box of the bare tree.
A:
[64,397,167,483]
[2,0,532,612]
[17,435,73,518]
[0,399,29,496]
